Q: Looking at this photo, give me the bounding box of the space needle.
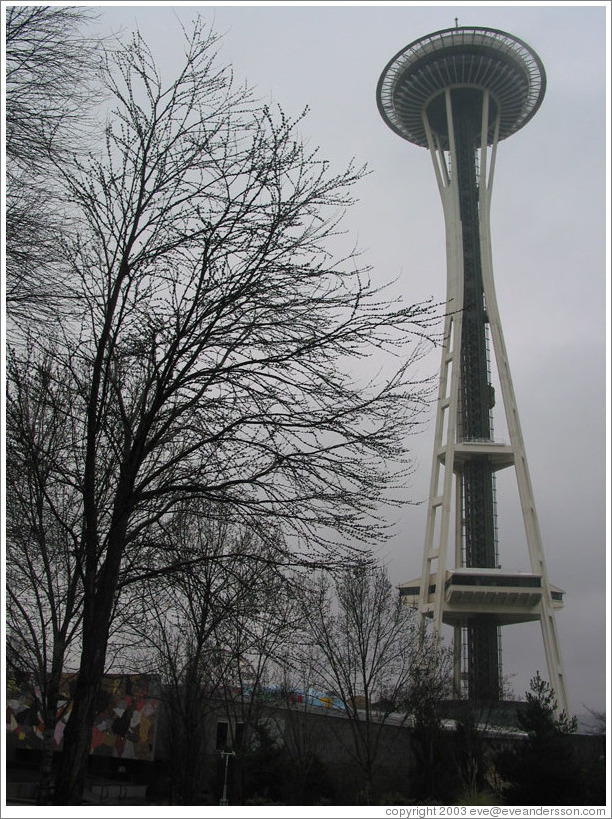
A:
[377,25,569,712]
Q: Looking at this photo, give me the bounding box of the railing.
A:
[5,782,38,804]
[83,779,146,805]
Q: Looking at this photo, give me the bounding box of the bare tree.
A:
[264,653,339,804]
[583,706,606,736]
[5,348,84,804]
[213,559,301,804]
[120,509,233,804]
[4,18,435,802]
[401,631,455,801]
[5,5,101,326]
[124,505,294,804]
[296,563,439,803]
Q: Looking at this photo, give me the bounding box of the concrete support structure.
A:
[376,26,569,712]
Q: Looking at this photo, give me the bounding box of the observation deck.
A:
[376,26,546,148]
[399,569,564,626]
[439,437,516,472]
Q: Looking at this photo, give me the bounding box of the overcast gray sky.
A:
[92,2,608,719]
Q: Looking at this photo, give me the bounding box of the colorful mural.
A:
[6,676,45,747]
[6,673,161,761]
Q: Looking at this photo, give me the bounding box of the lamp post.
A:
[219,749,235,806]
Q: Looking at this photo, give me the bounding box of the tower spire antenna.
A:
[376,26,569,715]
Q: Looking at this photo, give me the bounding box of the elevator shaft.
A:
[453,90,500,702]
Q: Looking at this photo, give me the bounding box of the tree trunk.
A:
[37,661,63,805]
[53,638,107,804]
[53,464,132,804]
[53,535,126,803]
[37,723,57,805]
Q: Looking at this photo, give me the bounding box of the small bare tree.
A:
[126,505,297,804]
[266,652,336,803]
[213,562,301,804]
[5,349,84,804]
[583,707,606,736]
[122,508,243,803]
[296,563,439,803]
[401,631,454,801]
